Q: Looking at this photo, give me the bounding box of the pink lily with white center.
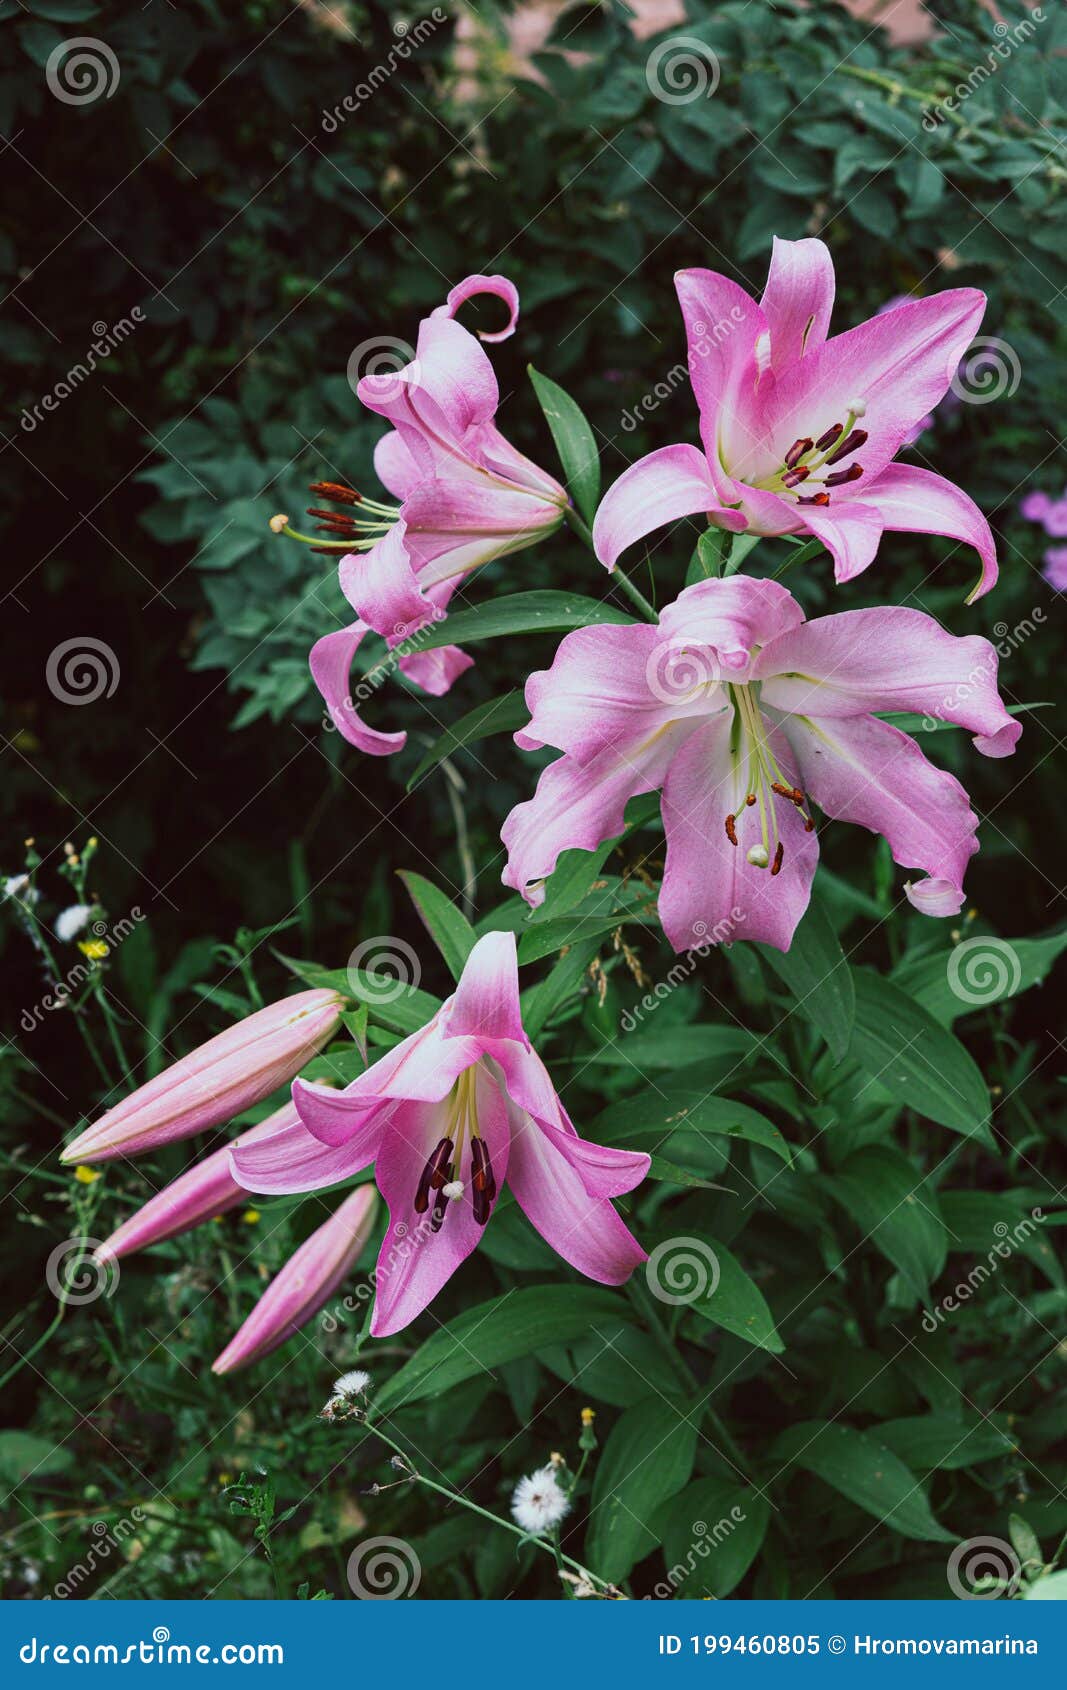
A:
[592,238,997,600]
[501,575,1020,954]
[231,930,650,1337]
[307,275,569,756]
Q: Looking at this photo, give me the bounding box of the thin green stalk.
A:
[364,1418,611,1594]
[772,538,823,579]
[564,505,658,623]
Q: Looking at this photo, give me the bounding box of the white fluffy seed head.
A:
[333,1369,372,1399]
[55,904,92,942]
[511,1465,571,1535]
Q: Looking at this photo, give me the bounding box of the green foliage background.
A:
[1,0,1066,1600]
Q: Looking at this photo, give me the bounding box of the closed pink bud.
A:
[212,1185,378,1374]
[61,989,344,1166]
[93,1102,303,1264]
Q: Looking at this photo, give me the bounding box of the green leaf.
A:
[586,1397,698,1583]
[824,1145,947,1298]
[757,896,855,1062]
[374,1286,630,1413]
[772,1421,954,1542]
[278,954,440,1037]
[527,365,601,523]
[681,1237,784,1353]
[1022,1570,1067,1601]
[846,969,992,1143]
[406,692,528,791]
[1010,1514,1045,1575]
[893,927,1067,1026]
[593,1089,793,1165]
[0,1430,73,1486]
[938,1192,1062,1287]
[585,1025,758,1071]
[398,872,477,982]
[877,1414,1015,1471]
[521,936,601,1038]
[412,591,633,652]
[652,1478,770,1596]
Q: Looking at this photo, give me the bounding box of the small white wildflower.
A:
[333,1369,372,1399]
[55,904,93,942]
[4,874,38,905]
[511,1464,570,1535]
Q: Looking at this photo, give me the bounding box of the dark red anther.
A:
[309,480,362,506]
[816,424,843,451]
[825,463,863,487]
[470,1138,495,1226]
[825,427,868,465]
[414,1138,454,1213]
[745,793,756,807]
[770,842,784,876]
[307,507,359,526]
[782,467,810,488]
[429,1188,449,1233]
[725,814,738,848]
[784,437,813,470]
[797,491,831,506]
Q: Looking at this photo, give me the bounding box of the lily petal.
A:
[905,877,967,917]
[592,443,737,572]
[371,1076,511,1337]
[506,1104,646,1284]
[308,623,407,756]
[674,268,765,493]
[501,723,694,908]
[518,621,681,759]
[781,712,978,899]
[795,500,886,585]
[444,930,527,1047]
[858,462,998,601]
[433,273,520,343]
[759,236,835,370]
[232,1108,385,1194]
[756,606,1021,756]
[659,709,818,953]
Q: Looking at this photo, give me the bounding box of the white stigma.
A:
[746,843,770,868]
[442,1180,464,1200]
[845,397,867,417]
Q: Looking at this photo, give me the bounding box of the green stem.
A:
[365,1419,611,1593]
[565,504,658,624]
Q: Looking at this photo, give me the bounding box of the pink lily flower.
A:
[307,275,569,756]
[231,931,650,1337]
[93,1101,305,1264]
[60,989,344,1166]
[212,1184,379,1375]
[592,239,997,600]
[501,576,1020,954]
